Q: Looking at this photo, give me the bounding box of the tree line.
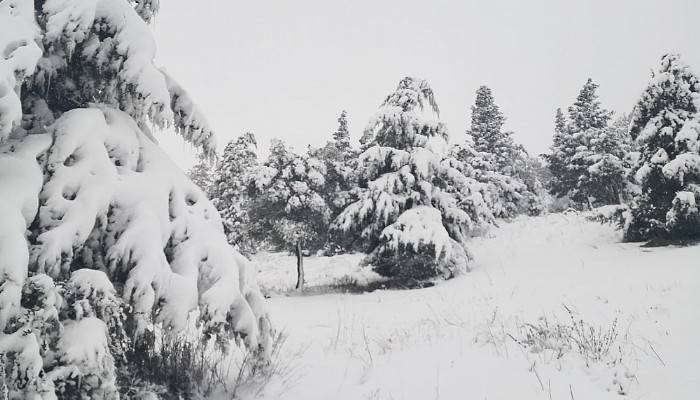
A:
[191,53,700,280]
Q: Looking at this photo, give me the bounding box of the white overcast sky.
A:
[153,0,700,168]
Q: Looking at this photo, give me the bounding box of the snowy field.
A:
[251,214,700,400]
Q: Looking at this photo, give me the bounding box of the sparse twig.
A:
[648,342,666,366]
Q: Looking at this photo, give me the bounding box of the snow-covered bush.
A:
[366,206,471,279]
[0,1,270,398]
[625,54,700,241]
[333,77,490,279]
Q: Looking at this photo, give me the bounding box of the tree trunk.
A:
[295,240,304,291]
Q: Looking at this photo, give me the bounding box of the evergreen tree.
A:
[333,77,490,279]
[460,86,542,217]
[625,54,700,241]
[545,79,613,204]
[572,115,632,206]
[310,111,359,248]
[468,86,516,173]
[187,156,214,191]
[0,2,270,398]
[333,110,351,152]
[568,78,612,133]
[210,133,259,254]
[248,140,331,252]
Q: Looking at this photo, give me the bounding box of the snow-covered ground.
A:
[250,214,700,400]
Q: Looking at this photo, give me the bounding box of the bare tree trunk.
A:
[295,240,304,291]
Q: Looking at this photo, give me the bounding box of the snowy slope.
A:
[254,214,700,400]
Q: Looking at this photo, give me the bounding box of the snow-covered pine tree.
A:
[572,115,632,207]
[545,79,613,205]
[458,86,541,217]
[333,77,490,279]
[310,110,359,222]
[248,139,331,253]
[209,132,259,255]
[333,110,352,154]
[468,86,518,174]
[0,1,270,398]
[545,108,577,199]
[625,54,700,241]
[568,78,613,134]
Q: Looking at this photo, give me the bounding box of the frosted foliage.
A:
[449,143,528,219]
[162,69,216,157]
[130,0,160,22]
[0,134,50,331]
[55,318,118,399]
[626,54,700,240]
[10,0,215,153]
[0,0,42,141]
[0,107,271,398]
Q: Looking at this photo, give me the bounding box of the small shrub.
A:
[510,306,619,367]
[120,328,294,400]
[121,329,229,399]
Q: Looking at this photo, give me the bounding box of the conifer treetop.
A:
[567,78,612,133]
[363,77,448,152]
[630,53,700,142]
[333,110,351,147]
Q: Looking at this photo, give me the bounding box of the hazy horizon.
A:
[153,0,700,168]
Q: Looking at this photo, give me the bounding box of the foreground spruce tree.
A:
[625,54,700,241]
[0,1,270,398]
[333,77,490,279]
